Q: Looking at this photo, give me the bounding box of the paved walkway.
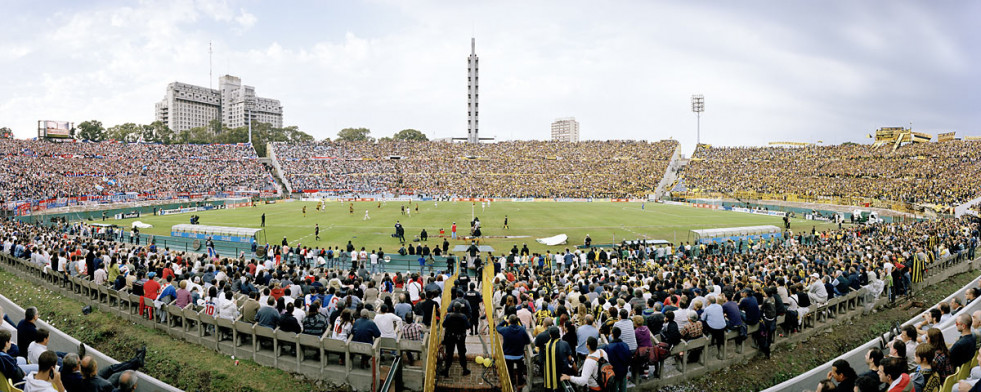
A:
[435,334,500,391]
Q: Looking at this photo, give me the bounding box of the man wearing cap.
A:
[464,283,482,335]
[467,241,479,270]
[441,303,470,377]
[807,273,828,305]
[141,273,160,318]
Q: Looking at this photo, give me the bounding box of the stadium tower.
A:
[467,38,479,143]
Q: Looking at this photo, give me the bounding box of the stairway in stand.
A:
[435,335,500,392]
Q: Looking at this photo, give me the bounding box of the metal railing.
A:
[378,356,402,392]
[482,262,515,392]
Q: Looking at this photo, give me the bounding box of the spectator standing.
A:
[497,315,532,388]
[441,303,471,377]
[605,327,632,392]
[543,326,575,392]
[562,336,607,390]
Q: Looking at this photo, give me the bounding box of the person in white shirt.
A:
[407,277,422,304]
[57,255,68,275]
[26,329,59,366]
[23,350,61,392]
[214,268,227,284]
[288,281,302,299]
[185,277,203,298]
[291,300,306,324]
[370,249,378,274]
[562,336,607,389]
[373,304,403,339]
[217,291,239,321]
[93,266,108,286]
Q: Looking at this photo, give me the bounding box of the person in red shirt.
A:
[269,282,285,301]
[142,273,161,301]
[161,264,175,281]
[140,272,161,319]
[451,223,457,240]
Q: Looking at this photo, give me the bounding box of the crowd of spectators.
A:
[0,140,278,203]
[272,140,679,198]
[681,141,981,208]
[0,205,978,389]
[807,281,981,392]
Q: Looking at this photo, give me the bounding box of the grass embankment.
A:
[0,268,326,392]
[659,271,979,392]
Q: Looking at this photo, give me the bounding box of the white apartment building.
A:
[551,117,580,142]
[155,75,283,133]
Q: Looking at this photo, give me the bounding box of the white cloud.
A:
[0,1,976,154]
[235,8,257,30]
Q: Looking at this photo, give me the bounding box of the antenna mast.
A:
[209,41,213,89]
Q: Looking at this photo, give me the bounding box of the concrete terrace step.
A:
[434,334,500,392]
[436,354,501,392]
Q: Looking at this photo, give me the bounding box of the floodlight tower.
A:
[691,94,704,146]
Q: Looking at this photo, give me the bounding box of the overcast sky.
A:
[1,0,978,152]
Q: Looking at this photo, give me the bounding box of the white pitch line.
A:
[619,205,687,218]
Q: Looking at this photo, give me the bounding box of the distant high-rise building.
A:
[551,117,580,142]
[155,75,283,133]
[467,38,479,143]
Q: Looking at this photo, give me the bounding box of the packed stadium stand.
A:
[271,140,679,198]
[2,203,978,391]
[2,137,981,392]
[0,139,278,206]
[679,141,981,210]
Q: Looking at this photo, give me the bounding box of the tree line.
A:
[0,122,432,156]
[72,119,312,156]
[335,128,429,142]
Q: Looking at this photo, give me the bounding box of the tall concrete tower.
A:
[467,38,479,143]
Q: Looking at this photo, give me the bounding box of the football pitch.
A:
[115,201,839,254]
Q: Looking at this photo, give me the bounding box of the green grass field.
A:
[115,201,838,254]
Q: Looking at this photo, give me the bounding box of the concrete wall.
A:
[1,251,426,391]
[763,255,981,392]
[0,294,183,392]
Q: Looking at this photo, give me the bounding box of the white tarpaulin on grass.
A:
[536,234,568,246]
[131,221,153,229]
